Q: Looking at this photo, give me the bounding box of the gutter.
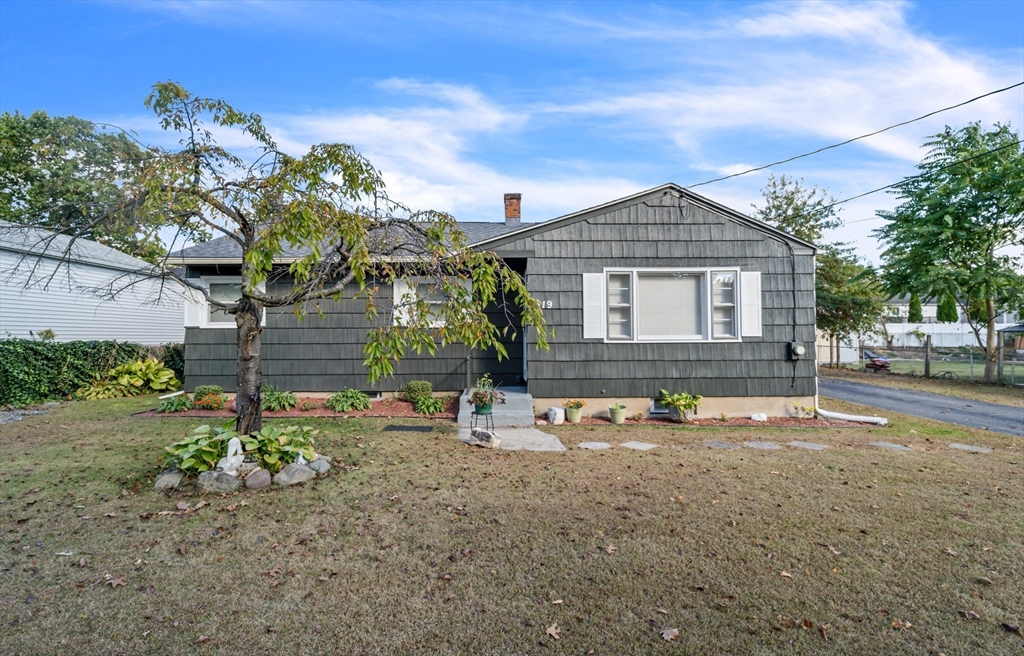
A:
[815,403,888,426]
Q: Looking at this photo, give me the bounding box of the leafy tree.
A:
[815,245,886,368]
[875,123,1024,383]
[907,293,923,323]
[936,292,959,323]
[2,83,549,433]
[751,174,842,245]
[0,111,196,262]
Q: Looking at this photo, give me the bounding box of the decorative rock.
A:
[620,441,658,451]
[308,459,331,474]
[578,442,611,450]
[273,463,316,487]
[226,399,237,412]
[705,441,741,450]
[788,441,827,451]
[547,407,565,425]
[469,427,501,449]
[154,469,184,491]
[750,413,768,422]
[196,470,242,494]
[536,419,548,425]
[238,461,259,474]
[948,443,992,454]
[244,468,271,489]
[744,441,781,450]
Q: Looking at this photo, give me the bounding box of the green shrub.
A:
[414,395,447,415]
[75,358,180,400]
[161,422,236,474]
[0,338,147,406]
[262,385,297,412]
[157,394,195,413]
[160,343,185,381]
[239,425,317,474]
[194,392,227,410]
[402,380,433,405]
[193,384,224,398]
[326,388,371,413]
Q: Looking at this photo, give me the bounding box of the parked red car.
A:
[862,349,891,373]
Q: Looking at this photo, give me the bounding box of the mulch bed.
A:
[135,396,459,420]
[542,415,877,428]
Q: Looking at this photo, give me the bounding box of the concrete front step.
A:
[458,387,537,428]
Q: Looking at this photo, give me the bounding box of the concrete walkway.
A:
[456,386,565,451]
[819,377,1023,437]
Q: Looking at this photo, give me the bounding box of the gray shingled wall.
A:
[493,196,817,399]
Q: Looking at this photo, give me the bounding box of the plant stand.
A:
[471,410,495,432]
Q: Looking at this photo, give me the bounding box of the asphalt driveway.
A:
[819,377,1023,437]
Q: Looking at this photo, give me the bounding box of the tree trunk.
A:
[983,297,997,383]
[235,296,264,435]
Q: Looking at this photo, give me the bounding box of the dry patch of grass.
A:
[820,366,1024,407]
[1,397,1022,655]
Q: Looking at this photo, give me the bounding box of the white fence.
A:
[872,323,1017,349]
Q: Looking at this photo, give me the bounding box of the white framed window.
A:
[392,278,470,328]
[585,267,749,343]
[184,276,265,329]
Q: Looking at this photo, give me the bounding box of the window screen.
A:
[607,273,632,339]
[712,272,735,338]
[637,272,703,338]
[208,282,241,323]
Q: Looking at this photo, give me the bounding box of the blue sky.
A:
[2,0,1022,262]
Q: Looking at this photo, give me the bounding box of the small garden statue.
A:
[216,436,244,476]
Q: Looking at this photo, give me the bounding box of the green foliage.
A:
[467,374,504,406]
[908,294,924,323]
[160,343,185,381]
[326,388,371,413]
[156,394,194,413]
[414,395,447,415]
[658,390,703,412]
[239,425,318,474]
[937,293,959,323]
[0,339,147,406]
[816,245,886,367]
[262,385,297,412]
[75,357,180,400]
[752,174,842,245]
[402,380,433,405]
[193,385,224,398]
[161,422,236,475]
[874,122,1024,381]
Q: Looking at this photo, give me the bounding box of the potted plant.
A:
[563,398,586,423]
[608,402,627,425]
[467,374,505,414]
[659,389,702,423]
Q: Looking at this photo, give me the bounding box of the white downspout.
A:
[815,401,889,426]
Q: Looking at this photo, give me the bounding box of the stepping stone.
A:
[744,441,781,450]
[871,441,912,452]
[578,442,611,450]
[620,441,658,451]
[948,443,992,454]
[705,441,740,450]
[788,441,827,451]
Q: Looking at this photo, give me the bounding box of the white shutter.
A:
[582,273,606,339]
[740,271,762,337]
[183,286,204,328]
[392,279,411,326]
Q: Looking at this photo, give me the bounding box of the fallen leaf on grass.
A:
[78,558,86,568]
[1001,623,1022,636]
[262,566,282,577]
[103,575,126,588]
[945,548,958,556]
[602,545,617,554]
[178,547,186,555]
[819,625,830,642]
[827,545,842,556]
[55,551,74,557]
[660,628,679,641]
[195,635,211,644]
[801,619,814,630]
[975,576,993,585]
[891,620,912,631]
[546,622,561,640]
[692,584,708,591]
[176,502,190,511]
[780,571,792,579]
[266,627,279,633]
[551,599,563,605]
[656,609,669,615]
[958,610,980,620]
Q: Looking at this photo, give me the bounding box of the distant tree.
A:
[816,245,886,368]
[875,122,1024,383]
[752,174,842,245]
[907,293,923,323]
[1,83,549,434]
[936,292,959,323]
[0,111,197,262]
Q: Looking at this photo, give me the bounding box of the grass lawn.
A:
[820,366,1024,407]
[2,397,1022,655]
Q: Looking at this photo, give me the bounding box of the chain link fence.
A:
[859,346,1023,385]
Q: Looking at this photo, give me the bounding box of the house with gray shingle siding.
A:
[171,184,818,417]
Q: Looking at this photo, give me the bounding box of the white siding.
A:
[0,249,185,344]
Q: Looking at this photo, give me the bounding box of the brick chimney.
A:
[504,193,521,227]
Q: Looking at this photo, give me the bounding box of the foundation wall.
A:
[532,396,817,419]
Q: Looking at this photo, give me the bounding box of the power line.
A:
[684,81,1024,190]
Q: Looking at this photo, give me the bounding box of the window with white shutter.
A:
[740,271,762,337]
[582,273,606,339]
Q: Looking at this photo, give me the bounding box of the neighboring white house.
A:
[875,294,1018,348]
[0,222,185,344]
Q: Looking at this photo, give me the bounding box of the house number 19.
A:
[541,300,554,309]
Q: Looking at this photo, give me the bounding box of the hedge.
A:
[0,339,183,407]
